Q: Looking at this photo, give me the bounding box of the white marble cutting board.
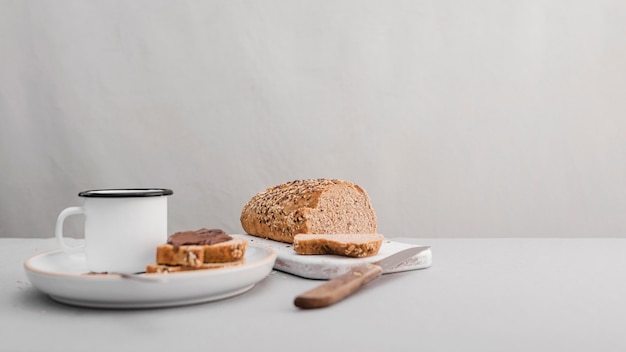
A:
[236,234,432,280]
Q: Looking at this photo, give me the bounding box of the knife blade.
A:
[294,245,430,309]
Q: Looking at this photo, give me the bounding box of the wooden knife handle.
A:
[294,263,383,309]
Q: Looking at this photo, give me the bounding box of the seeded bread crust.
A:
[240,179,377,243]
[293,233,384,258]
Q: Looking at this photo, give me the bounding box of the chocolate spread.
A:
[167,228,232,250]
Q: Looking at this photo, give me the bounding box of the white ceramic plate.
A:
[24,244,276,309]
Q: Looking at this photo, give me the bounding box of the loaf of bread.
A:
[240,179,377,243]
[293,233,384,258]
[148,228,248,272]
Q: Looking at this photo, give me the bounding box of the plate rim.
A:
[47,284,257,309]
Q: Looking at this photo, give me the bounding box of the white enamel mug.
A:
[55,188,173,273]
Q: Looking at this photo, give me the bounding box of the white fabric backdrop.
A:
[1,0,625,238]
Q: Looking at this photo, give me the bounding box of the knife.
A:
[294,245,430,309]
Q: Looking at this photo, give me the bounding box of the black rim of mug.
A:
[78,189,174,198]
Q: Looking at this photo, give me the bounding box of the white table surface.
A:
[2,237,625,352]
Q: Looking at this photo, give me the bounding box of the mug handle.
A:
[55,206,85,253]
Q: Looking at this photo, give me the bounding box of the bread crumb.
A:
[16,280,30,290]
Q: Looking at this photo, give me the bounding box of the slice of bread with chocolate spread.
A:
[146,259,245,273]
[148,228,247,273]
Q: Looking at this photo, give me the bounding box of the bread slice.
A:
[293,233,384,258]
[155,245,205,267]
[240,179,377,243]
[202,237,248,263]
[146,259,245,273]
[156,237,248,266]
